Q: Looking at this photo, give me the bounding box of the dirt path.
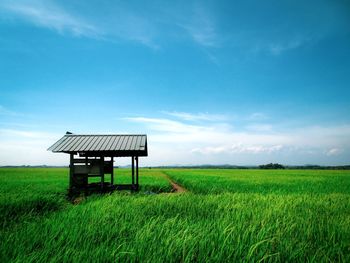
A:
[162,173,187,193]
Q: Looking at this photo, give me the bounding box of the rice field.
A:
[0,168,349,262]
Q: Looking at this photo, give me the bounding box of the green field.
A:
[0,168,349,262]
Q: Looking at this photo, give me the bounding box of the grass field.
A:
[0,168,349,262]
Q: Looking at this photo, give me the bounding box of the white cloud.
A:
[124,115,350,165]
[326,148,343,156]
[0,129,66,166]
[192,144,284,155]
[1,117,349,166]
[126,116,350,149]
[163,111,227,122]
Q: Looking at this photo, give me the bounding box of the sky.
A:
[0,0,349,166]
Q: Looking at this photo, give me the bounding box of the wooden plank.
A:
[73,159,93,164]
[87,174,104,177]
[73,165,89,174]
[80,150,148,157]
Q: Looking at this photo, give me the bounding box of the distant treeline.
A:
[147,164,350,170]
[259,163,285,169]
[0,165,68,168]
[285,165,350,170]
[148,165,252,169]
[1,164,350,170]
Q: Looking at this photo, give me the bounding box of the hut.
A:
[48,133,148,192]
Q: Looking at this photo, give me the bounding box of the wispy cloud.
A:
[267,38,310,56]
[0,0,218,50]
[163,111,227,122]
[0,0,160,48]
[1,0,100,38]
[124,117,208,134]
[246,124,272,132]
[249,36,312,56]
[0,105,18,116]
[0,128,59,139]
[176,3,219,48]
[248,112,268,121]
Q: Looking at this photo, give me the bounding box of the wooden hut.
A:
[48,133,148,192]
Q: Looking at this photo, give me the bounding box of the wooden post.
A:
[101,156,104,190]
[136,156,139,190]
[85,156,88,190]
[69,153,74,190]
[111,156,114,186]
[131,156,135,189]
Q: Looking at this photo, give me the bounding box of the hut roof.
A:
[48,134,147,157]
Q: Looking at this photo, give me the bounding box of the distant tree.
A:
[259,163,285,169]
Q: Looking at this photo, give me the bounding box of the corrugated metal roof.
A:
[48,134,147,156]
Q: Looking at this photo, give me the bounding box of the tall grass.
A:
[0,168,349,262]
[163,169,350,194]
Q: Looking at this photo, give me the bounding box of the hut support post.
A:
[131,156,135,189]
[85,156,88,190]
[136,157,139,190]
[111,157,114,186]
[69,153,74,190]
[100,156,104,190]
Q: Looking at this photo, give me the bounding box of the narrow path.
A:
[161,172,188,193]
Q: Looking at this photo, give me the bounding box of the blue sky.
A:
[0,0,349,166]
